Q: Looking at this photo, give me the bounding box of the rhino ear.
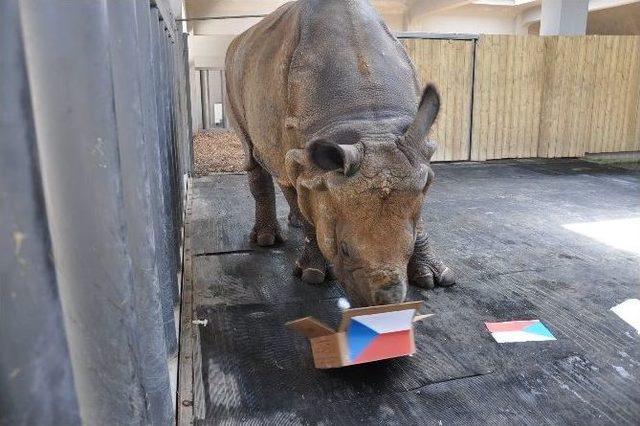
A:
[308,139,363,176]
[398,84,440,164]
[285,148,327,191]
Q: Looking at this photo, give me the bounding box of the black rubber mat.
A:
[188,160,640,424]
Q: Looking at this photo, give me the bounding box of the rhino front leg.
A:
[280,185,328,284]
[248,164,284,246]
[408,231,456,289]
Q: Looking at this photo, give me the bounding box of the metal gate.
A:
[1,0,191,424]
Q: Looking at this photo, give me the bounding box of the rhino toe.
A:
[301,268,325,284]
[294,260,327,284]
[410,271,435,289]
[250,224,284,247]
[436,267,456,287]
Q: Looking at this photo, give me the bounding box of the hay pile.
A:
[193,129,245,176]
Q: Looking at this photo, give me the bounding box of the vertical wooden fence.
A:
[402,38,475,162]
[400,34,640,162]
[538,36,640,158]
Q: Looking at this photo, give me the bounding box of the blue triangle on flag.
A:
[524,321,554,338]
[347,319,379,361]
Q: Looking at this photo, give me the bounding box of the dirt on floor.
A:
[193,129,245,176]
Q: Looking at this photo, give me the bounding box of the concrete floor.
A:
[180,159,640,425]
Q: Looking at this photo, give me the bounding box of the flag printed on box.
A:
[347,309,415,363]
[286,301,429,368]
[485,320,556,343]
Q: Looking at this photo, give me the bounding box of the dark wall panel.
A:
[106,1,174,424]
[5,0,192,423]
[0,1,80,424]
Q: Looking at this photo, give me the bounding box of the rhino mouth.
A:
[333,265,407,307]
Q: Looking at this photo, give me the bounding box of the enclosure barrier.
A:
[402,34,640,162]
[1,0,191,424]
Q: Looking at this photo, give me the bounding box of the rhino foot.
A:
[409,232,456,289]
[294,262,327,284]
[409,262,456,289]
[293,246,328,284]
[409,267,435,290]
[250,223,285,247]
[301,267,325,284]
[408,261,456,290]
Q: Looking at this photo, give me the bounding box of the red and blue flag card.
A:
[485,319,556,343]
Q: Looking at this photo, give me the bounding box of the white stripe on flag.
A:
[491,330,556,343]
[351,309,415,334]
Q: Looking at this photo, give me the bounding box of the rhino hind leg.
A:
[247,164,284,246]
[280,185,328,284]
[408,231,456,289]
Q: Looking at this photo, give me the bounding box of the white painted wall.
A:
[190,17,263,36]
[188,35,236,69]
[407,5,518,34]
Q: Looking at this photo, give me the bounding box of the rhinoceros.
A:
[225,0,455,306]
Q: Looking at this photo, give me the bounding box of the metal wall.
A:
[1,0,191,424]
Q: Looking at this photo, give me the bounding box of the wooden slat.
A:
[470,36,484,161]
[539,36,557,158]
[587,37,604,154]
[402,38,474,161]
[471,35,545,160]
[631,38,640,151]
[621,37,639,152]
[616,37,629,153]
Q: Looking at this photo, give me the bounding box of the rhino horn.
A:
[398,84,440,165]
[308,139,363,177]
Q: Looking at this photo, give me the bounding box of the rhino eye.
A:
[340,242,350,258]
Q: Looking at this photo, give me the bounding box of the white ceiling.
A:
[184,0,414,17]
[183,0,638,35]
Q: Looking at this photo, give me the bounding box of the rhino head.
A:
[286,85,440,306]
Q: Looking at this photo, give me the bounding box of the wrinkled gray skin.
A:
[225,0,455,306]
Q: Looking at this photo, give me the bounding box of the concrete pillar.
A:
[540,0,588,35]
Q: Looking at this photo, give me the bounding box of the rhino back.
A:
[289,0,420,139]
[225,1,303,175]
[225,0,419,177]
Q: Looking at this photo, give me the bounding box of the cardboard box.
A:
[286,301,431,369]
